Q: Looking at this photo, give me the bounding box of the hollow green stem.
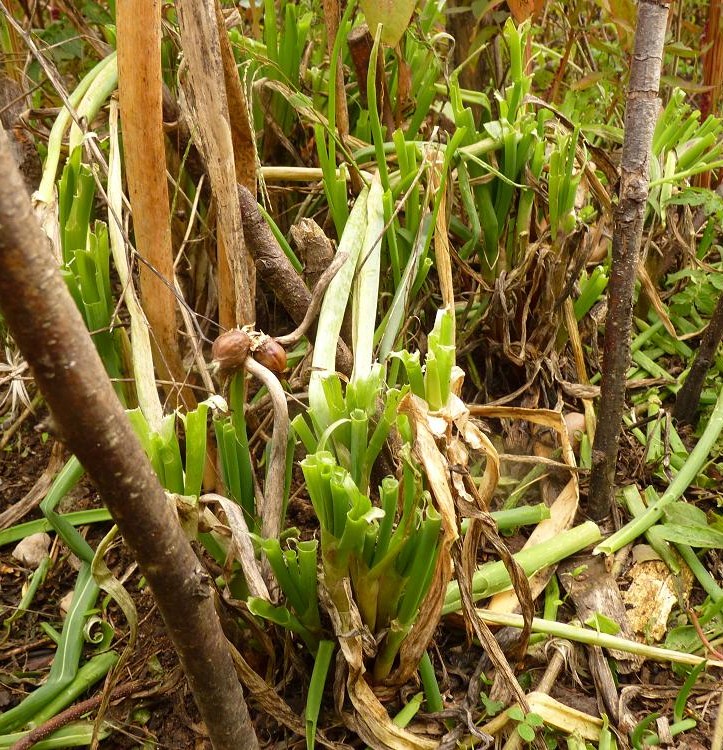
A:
[350,408,368,489]
[444,521,601,614]
[461,504,550,534]
[467,610,723,668]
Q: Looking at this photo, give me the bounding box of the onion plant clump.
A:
[260,306,457,683]
[241,172,461,696]
[300,449,441,681]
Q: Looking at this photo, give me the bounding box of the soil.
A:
[1,413,51,505]
[1,420,207,749]
[1,415,719,749]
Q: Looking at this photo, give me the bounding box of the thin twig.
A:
[275,251,348,347]
[9,681,147,750]
[687,606,723,661]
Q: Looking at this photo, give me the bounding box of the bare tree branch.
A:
[0,126,258,750]
[588,0,670,520]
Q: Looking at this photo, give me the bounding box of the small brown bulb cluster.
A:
[211,328,287,376]
[251,333,287,373]
[211,329,251,374]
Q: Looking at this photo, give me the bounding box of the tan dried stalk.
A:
[176,0,254,328]
[116,0,195,410]
[213,0,257,194]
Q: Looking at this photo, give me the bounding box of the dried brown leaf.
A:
[207,494,270,601]
[389,393,458,686]
[468,407,580,616]
[637,262,677,338]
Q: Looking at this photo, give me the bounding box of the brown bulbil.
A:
[251,335,287,374]
[212,329,252,373]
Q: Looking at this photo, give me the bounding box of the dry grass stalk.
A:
[176,0,254,328]
[117,0,195,409]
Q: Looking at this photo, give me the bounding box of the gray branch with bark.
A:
[588,0,670,519]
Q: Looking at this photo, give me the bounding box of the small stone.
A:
[12,532,51,569]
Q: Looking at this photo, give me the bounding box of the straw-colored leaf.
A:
[469,407,580,615]
[638,262,677,337]
[429,152,455,313]
[468,406,577,469]
[390,393,458,685]
[359,0,417,47]
[525,693,602,741]
[210,494,270,601]
[480,691,603,741]
[455,412,500,510]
